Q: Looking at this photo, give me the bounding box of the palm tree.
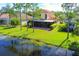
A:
[31,3,39,32]
[23,3,32,31]
[23,3,41,32]
[13,3,24,30]
[54,11,66,23]
[62,3,77,39]
[1,4,15,27]
[0,9,2,16]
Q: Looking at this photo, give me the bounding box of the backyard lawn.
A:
[0,26,79,48]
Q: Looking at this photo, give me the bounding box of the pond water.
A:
[0,35,75,56]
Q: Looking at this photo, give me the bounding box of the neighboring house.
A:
[0,13,32,20]
[0,14,9,24]
[0,14,9,19]
[0,13,32,25]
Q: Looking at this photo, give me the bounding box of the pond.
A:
[0,35,75,56]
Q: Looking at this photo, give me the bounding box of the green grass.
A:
[0,25,79,48]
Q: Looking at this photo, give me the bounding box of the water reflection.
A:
[0,35,75,56]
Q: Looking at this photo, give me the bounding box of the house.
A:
[0,9,56,30]
[0,13,32,25]
[28,9,56,30]
[0,9,56,21]
[41,9,56,20]
[0,13,9,24]
[0,13,33,19]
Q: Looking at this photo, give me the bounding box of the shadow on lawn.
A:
[3,26,15,29]
[58,38,69,47]
[51,37,71,56]
[20,31,34,39]
[26,32,34,36]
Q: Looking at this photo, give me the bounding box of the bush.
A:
[51,23,57,28]
[10,18,20,27]
[0,19,5,24]
[68,41,79,56]
[27,21,32,28]
[50,23,57,30]
[58,23,67,32]
[72,25,79,36]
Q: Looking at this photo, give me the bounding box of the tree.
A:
[61,3,77,39]
[32,7,42,20]
[23,3,42,32]
[0,9,3,16]
[30,3,39,32]
[13,3,24,30]
[55,11,66,23]
[23,3,32,31]
[71,5,79,36]
[1,4,15,27]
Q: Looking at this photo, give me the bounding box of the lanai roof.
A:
[32,20,56,22]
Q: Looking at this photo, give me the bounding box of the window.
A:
[45,14,47,19]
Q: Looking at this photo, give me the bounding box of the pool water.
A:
[0,35,75,56]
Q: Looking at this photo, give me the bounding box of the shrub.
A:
[72,25,79,36]
[50,23,57,30]
[0,19,5,24]
[10,18,20,27]
[51,23,57,28]
[68,41,79,56]
[58,23,67,32]
[27,21,32,28]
